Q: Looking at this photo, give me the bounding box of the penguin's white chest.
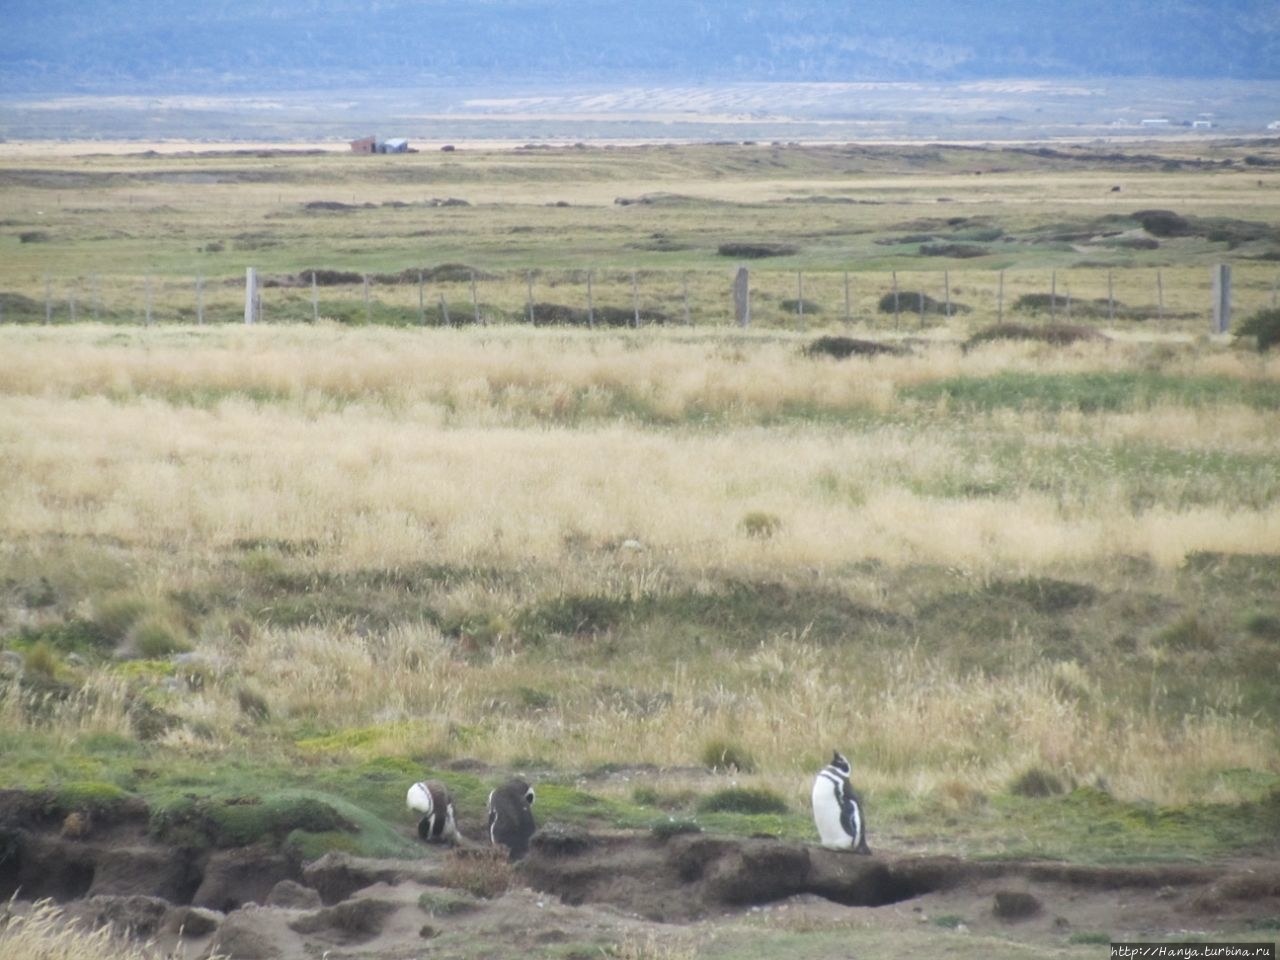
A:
[812,772,854,848]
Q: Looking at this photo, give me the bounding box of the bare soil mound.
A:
[2,790,1277,959]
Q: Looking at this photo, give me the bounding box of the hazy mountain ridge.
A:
[3,0,1279,94]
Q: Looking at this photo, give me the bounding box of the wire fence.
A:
[4,263,1278,334]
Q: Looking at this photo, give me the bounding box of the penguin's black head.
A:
[830,751,850,774]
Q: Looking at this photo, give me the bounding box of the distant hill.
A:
[3,0,1279,94]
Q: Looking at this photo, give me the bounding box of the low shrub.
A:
[965,322,1107,349]
[876,291,968,315]
[700,739,756,773]
[985,577,1099,613]
[1243,612,1280,640]
[1235,308,1280,352]
[1133,209,1192,238]
[738,511,783,539]
[95,593,151,645]
[440,847,515,899]
[520,592,634,638]
[696,787,788,815]
[717,242,798,259]
[127,615,193,658]
[650,818,703,839]
[22,641,60,679]
[1157,615,1217,652]
[237,685,272,722]
[804,336,901,359]
[1009,767,1066,798]
[919,243,988,258]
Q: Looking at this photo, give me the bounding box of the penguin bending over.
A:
[407,779,461,844]
[811,751,871,853]
[487,778,536,861]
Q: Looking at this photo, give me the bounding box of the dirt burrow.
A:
[2,790,1277,959]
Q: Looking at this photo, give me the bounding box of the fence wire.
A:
[4,265,1278,333]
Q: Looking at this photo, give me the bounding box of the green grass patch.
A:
[52,780,132,815]
[148,787,420,858]
[901,371,1280,414]
[991,786,1280,860]
[1068,931,1113,945]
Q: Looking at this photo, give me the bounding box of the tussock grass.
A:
[0,323,1276,828]
[0,899,225,960]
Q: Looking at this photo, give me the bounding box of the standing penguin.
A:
[811,751,871,853]
[407,779,461,845]
[487,778,536,861]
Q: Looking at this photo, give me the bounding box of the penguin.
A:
[486,778,536,861]
[811,751,871,853]
[407,779,461,845]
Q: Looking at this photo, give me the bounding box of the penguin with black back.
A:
[487,778,536,860]
[407,779,461,845]
[811,751,871,853]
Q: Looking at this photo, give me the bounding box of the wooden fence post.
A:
[244,268,256,325]
[1212,264,1231,334]
[439,293,450,327]
[732,267,750,327]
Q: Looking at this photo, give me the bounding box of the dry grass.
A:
[2,326,1276,574]
[0,899,223,960]
[0,323,1277,808]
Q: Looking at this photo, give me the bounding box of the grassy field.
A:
[1,141,1279,896]
[2,138,1280,328]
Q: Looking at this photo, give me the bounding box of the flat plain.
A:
[1,137,1278,959]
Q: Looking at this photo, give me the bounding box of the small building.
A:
[350,135,377,154]
[381,138,410,154]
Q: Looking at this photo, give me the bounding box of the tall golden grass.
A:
[3,326,1277,573]
[0,899,224,960]
[1,324,1277,806]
